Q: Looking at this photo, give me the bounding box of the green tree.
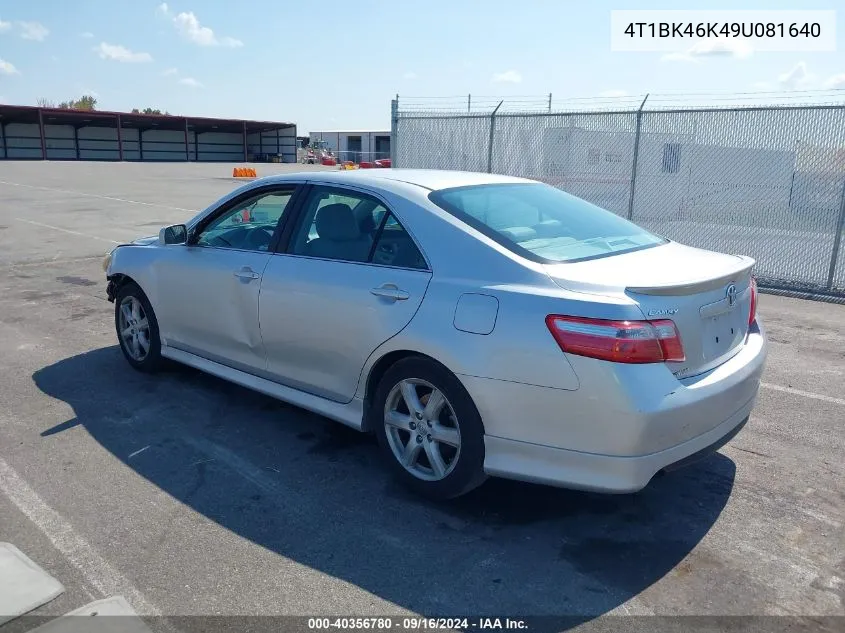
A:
[132,107,171,115]
[55,95,97,111]
[75,94,97,111]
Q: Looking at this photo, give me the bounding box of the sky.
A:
[0,0,843,134]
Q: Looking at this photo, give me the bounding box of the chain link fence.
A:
[391,97,845,297]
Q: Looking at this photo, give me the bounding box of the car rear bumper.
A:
[461,321,766,492]
[483,405,752,493]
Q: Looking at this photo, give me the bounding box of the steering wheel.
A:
[206,235,233,248]
[245,226,273,251]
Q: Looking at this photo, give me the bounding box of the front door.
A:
[259,185,432,402]
[153,186,297,374]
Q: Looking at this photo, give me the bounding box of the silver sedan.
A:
[104,169,767,499]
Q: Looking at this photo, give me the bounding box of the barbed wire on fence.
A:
[395,89,845,116]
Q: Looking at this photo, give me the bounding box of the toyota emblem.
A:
[726,284,737,307]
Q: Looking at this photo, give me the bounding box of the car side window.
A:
[290,187,377,263]
[304,193,369,241]
[196,190,293,252]
[290,186,426,269]
[371,213,427,270]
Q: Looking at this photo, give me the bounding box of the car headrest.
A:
[533,219,566,238]
[315,203,360,241]
[498,226,538,242]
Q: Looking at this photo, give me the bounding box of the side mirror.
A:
[160,224,188,245]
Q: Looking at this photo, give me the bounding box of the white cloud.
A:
[0,18,11,32]
[662,39,753,63]
[778,62,813,90]
[661,51,702,64]
[218,35,242,47]
[95,42,153,63]
[492,70,522,83]
[173,12,243,47]
[824,74,845,89]
[179,77,203,88]
[18,21,49,41]
[0,58,19,74]
[599,89,628,98]
[159,4,242,47]
[751,63,825,92]
[403,71,417,80]
[80,31,94,39]
[162,67,179,76]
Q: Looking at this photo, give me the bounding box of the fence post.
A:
[548,93,552,113]
[826,176,845,290]
[487,100,503,174]
[626,93,649,220]
[390,95,399,168]
[468,94,471,113]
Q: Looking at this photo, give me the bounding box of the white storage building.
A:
[308,130,391,163]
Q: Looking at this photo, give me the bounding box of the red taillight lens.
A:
[748,276,758,326]
[545,315,685,364]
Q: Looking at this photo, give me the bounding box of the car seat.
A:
[305,203,373,262]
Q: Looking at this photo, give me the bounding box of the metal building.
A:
[308,130,390,163]
[0,104,297,162]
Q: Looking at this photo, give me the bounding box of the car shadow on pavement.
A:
[33,347,737,621]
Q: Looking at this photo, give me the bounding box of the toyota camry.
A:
[104,169,767,499]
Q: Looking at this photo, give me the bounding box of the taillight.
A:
[748,276,758,326]
[545,315,685,364]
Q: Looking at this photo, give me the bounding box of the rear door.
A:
[259,184,432,402]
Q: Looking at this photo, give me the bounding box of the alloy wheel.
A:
[383,378,462,481]
[118,296,151,362]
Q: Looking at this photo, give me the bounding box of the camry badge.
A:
[647,308,678,316]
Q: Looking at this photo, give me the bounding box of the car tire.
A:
[114,281,163,373]
[374,356,487,500]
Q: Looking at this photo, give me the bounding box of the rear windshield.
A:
[429,183,667,263]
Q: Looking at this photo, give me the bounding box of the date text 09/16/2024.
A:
[307,617,528,631]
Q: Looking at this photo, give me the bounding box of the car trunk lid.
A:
[544,242,755,378]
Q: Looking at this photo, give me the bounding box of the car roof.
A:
[259,168,536,191]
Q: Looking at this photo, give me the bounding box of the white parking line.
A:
[13,218,121,245]
[3,256,104,268]
[0,457,159,616]
[761,382,845,406]
[128,446,150,459]
[0,180,194,212]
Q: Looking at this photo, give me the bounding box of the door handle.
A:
[370,284,410,301]
[233,268,260,281]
